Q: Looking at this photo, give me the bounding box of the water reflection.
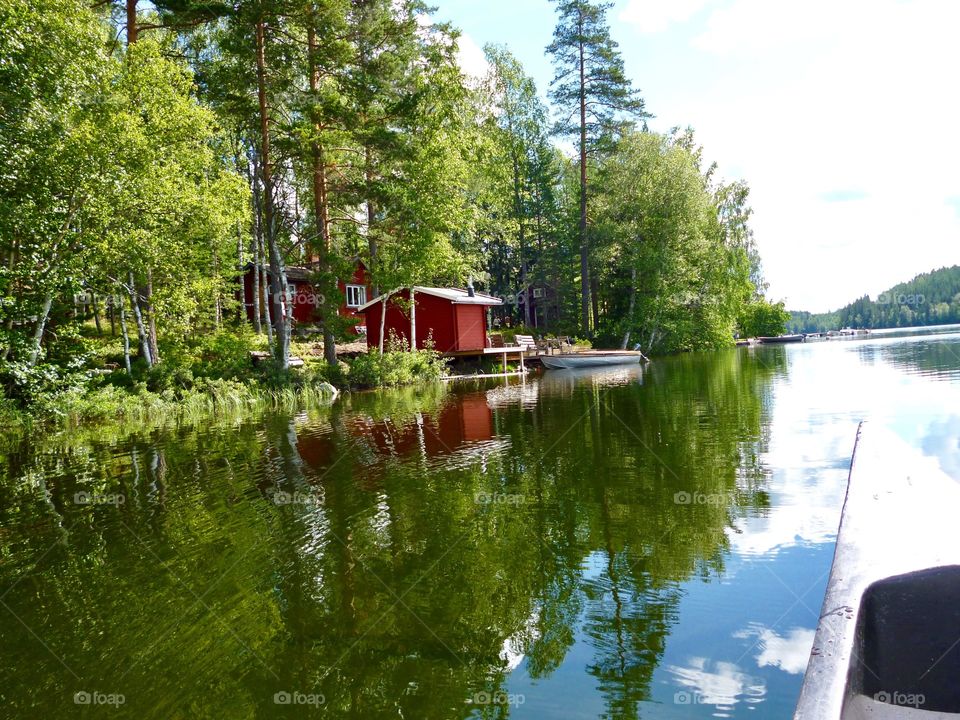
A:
[667,657,766,709]
[1,332,959,718]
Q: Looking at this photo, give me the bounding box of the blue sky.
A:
[432,0,960,313]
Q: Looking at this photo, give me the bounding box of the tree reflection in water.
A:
[0,349,782,718]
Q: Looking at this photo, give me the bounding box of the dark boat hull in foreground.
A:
[795,423,960,719]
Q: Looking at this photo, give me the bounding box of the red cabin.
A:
[359,287,503,353]
[241,259,371,334]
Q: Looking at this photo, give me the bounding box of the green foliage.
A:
[738,299,790,338]
[0,360,93,416]
[593,129,755,353]
[348,336,447,389]
[0,0,777,420]
[546,0,647,147]
[788,265,960,332]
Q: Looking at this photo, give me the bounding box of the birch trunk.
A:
[378,296,387,355]
[128,272,152,366]
[119,296,131,374]
[255,19,289,368]
[621,267,637,350]
[260,235,273,346]
[235,216,244,322]
[409,288,416,351]
[251,228,261,334]
[27,293,53,367]
[212,246,221,329]
[91,291,102,335]
[590,275,600,331]
[145,269,159,364]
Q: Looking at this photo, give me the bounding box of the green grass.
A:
[1,327,452,432]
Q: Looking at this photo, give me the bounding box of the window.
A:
[345,284,367,308]
[532,287,545,299]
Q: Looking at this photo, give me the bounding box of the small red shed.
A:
[241,259,371,334]
[358,287,503,353]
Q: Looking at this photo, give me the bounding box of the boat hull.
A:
[795,424,960,718]
[758,335,804,344]
[540,353,644,369]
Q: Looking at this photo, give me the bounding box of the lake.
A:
[2,325,960,719]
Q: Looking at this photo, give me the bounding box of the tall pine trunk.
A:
[126,0,137,44]
[308,18,338,366]
[255,19,289,368]
[365,145,378,298]
[248,149,263,334]
[577,29,590,336]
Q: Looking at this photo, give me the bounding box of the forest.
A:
[0,0,785,420]
[788,265,960,333]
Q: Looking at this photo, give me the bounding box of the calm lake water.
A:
[2,326,960,719]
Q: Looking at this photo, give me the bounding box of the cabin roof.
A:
[358,286,503,312]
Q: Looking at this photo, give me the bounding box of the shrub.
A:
[192,327,259,379]
[0,359,92,413]
[348,342,447,389]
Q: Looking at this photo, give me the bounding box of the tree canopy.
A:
[0,0,782,413]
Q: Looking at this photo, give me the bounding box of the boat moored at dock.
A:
[539,351,649,369]
[758,334,805,344]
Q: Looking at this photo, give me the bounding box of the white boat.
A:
[795,424,960,719]
[540,351,647,369]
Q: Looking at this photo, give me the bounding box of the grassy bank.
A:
[0,329,447,430]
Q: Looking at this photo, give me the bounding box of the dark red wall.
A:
[242,273,317,323]
[242,261,370,333]
[362,290,492,353]
[454,305,487,352]
[337,262,368,329]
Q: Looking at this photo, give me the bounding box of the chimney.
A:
[467,275,475,297]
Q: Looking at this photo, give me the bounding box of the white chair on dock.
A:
[514,334,537,355]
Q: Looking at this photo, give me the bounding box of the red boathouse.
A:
[358,287,503,353]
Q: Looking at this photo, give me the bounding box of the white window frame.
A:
[532,287,545,299]
[345,284,367,308]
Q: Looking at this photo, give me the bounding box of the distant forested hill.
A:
[788,265,960,332]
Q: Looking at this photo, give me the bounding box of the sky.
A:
[431,0,960,313]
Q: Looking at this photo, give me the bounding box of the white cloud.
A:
[417,13,489,80]
[668,657,766,706]
[619,0,711,33]
[456,31,490,79]
[652,0,960,311]
[734,625,816,675]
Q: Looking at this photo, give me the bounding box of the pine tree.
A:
[546,0,647,334]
